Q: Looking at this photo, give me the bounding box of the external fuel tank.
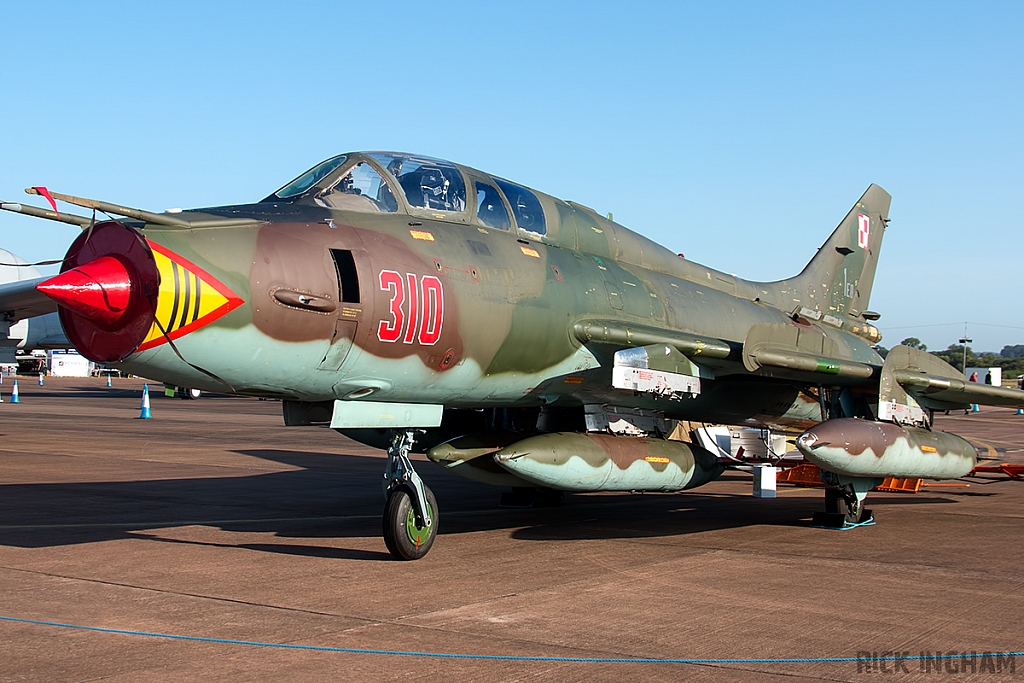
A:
[492,432,725,492]
[796,418,977,480]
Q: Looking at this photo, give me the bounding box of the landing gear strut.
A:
[382,430,438,560]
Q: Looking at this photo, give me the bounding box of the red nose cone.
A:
[36,255,132,326]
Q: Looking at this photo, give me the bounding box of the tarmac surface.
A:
[1,376,1022,682]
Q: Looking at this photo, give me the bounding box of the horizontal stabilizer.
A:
[881,345,1024,411]
[894,369,1024,407]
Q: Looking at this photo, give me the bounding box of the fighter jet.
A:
[3,152,1022,559]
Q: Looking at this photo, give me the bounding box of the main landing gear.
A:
[814,472,877,528]
[382,430,438,560]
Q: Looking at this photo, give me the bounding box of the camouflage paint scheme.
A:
[796,418,977,480]
[492,432,725,492]
[8,150,1024,554]
[110,152,891,432]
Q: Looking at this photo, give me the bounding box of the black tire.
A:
[825,487,863,524]
[382,485,438,560]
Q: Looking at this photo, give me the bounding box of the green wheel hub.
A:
[404,500,433,547]
[383,485,438,560]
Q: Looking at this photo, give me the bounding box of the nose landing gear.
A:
[382,430,438,560]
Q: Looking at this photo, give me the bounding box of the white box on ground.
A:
[47,350,91,377]
[753,466,777,498]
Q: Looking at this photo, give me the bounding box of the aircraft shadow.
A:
[0,447,967,558]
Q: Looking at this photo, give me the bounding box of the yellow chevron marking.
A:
[136,242,242,352]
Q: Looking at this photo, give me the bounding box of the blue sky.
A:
[1,1,1020,352]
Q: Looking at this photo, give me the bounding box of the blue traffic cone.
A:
[38,372,44,386]
[139,383,152,419]
[1017,408,1023,416]
[972,404,980,413]
[106,374,112,387]
[11,380,20,404]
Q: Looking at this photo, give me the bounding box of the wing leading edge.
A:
[0,277,57,321]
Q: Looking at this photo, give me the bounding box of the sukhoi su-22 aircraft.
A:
[3,151,1023,559]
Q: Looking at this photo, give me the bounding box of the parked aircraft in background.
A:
[0,248,69,364]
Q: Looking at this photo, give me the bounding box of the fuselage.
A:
[110,152,882,428]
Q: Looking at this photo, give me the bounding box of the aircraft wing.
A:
[572,319,737,360]
[0,277,58,321]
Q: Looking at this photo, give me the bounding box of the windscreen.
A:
[318,162,398,212]
[272,155,348,199]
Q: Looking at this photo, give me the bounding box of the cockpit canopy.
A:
[367,153,466,213]
[273,155,348,199]
[260,151,694,289]
[265,152,547,236]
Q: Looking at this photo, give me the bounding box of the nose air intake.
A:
[35,221,159,362]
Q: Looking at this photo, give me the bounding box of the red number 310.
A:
[377,270,444,345]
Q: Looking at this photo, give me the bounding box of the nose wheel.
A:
[382,430,438,560]
[383,485,438,560]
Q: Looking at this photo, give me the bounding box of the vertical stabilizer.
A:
[773,185,891,318]
[0,249,41,285]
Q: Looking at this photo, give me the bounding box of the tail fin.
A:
[778,184,891,318]
[0,249,42,286]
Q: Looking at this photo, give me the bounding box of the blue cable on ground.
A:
[811,518,877,530]
[0,615,1019,665]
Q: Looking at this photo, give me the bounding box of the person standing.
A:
[967,371,978,414]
